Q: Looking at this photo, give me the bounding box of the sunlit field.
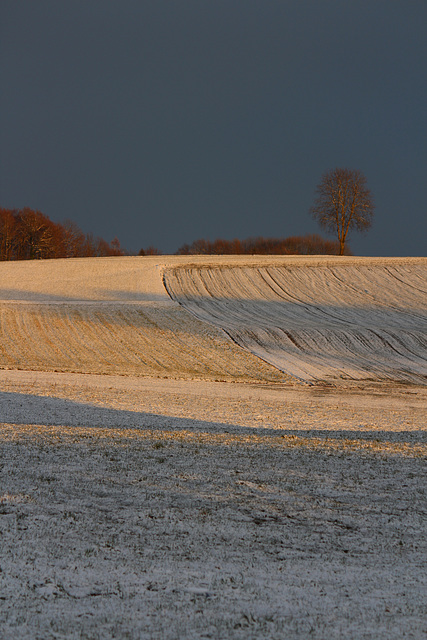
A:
[1,256,426,639]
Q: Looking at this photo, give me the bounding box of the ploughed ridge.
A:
[166,256,427,384]
[0,255,426,384]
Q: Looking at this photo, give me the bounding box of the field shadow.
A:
[168,295,427,384]
[0,289,168,303]
[0,391,425,447]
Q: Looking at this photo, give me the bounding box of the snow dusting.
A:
[165,256,427,384]
[0,256,426,639]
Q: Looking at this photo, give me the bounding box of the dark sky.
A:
[1,1,426,255]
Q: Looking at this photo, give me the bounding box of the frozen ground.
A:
[0,256,426,639]
[166,256,427,384]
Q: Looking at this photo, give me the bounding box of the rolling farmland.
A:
[1,256,426,639]
[1,255,425,384]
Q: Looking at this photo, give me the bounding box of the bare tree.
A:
[310,168,374,255]
[15,208,56,259]
[0,208,17,260]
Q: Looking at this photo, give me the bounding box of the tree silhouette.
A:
[310,168,374,255]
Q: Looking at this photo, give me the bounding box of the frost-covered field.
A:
[166,256,427,384]
[0,256,426,639]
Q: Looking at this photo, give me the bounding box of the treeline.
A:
[175,234,351,256]
[1,207,350,261]
[0,208,124,261]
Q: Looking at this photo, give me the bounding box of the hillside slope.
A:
[165,256,427,384]
[0,256,425,384]
[0,257,287,382]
